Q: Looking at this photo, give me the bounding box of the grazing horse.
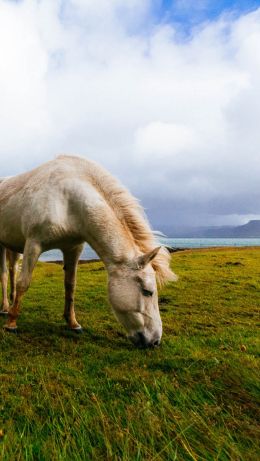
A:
[0,178,20,314]
[0,155,176,347]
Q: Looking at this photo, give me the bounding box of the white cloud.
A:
[0,1,50,159]
[0,0,260,225]
[134,122,198,160]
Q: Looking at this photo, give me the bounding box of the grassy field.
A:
[0,247,259,460]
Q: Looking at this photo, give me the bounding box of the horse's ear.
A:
[137,247,161,269]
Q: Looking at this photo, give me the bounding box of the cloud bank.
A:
[0,0,260,228]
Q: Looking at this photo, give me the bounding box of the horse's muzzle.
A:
[129,332,161,349]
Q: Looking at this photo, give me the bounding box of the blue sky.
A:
[8,0,260,26]
[9,1,260,36]
[157,0,260,27]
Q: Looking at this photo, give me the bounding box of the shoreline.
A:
[42,245,260,264]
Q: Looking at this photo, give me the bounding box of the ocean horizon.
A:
[39,238,260,262]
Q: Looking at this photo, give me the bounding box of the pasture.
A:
[0,247,259,460]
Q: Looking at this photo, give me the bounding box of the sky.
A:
[0,0,260,230]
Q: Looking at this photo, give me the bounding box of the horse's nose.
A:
[129,332,148,348]
[136,332,148,348]
[129,332,161,348]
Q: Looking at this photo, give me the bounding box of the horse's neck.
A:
[84,204,138,268]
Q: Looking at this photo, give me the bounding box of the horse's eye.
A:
[142,288,153,297]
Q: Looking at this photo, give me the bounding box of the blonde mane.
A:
[59,155,177,286]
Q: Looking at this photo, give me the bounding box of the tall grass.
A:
[0,248,259,460]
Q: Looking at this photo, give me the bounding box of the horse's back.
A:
[0,156,107,252]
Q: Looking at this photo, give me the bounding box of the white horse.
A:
[0,155,176,347]
[0,178,20,314]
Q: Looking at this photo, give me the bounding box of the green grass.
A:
[0,247,259,460]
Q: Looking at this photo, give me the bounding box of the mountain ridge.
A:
[159,220,260,238]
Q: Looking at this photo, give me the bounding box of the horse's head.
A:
[108,247,163,348]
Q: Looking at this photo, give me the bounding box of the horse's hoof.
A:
[70,326,83,334]
[0,310,9,316]
[3,325,18,334]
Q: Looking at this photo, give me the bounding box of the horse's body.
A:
[0,178,20,313]
[0,155,176,346]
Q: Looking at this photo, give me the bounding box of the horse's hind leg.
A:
[63,244,84,332]
[0,245,9,314]
[5,240,42,332]
[8,251,20,303]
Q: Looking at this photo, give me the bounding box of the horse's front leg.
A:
[5,240,42,332]
[0,245,9,314]
[63,244,84,333]
[7,250,20,304]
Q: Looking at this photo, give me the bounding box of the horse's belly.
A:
[0,227,25,253]
[0,212,25,252]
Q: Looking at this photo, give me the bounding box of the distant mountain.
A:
[203,220,260,238]
[160,220,260,238]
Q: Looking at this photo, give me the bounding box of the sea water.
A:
[39,238,260,261]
